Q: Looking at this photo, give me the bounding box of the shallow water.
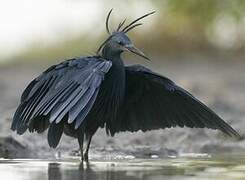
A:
[1,154,245,180]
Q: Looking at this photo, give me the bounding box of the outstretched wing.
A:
[11,57,112,136]
[114,65,239,137]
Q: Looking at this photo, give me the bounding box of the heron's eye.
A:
[118,41,124,45]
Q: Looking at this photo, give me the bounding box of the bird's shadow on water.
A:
[47,159,193,180]
[47,161,161,180]
[47,162,127,180]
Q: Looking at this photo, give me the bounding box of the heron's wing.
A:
[114,65,239,137]
[11,57,112,135]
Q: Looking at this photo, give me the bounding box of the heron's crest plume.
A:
[97,9,155,55]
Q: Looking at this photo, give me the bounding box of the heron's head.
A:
[97,10,155,60]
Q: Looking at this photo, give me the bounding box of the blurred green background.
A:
[1,0,245,65]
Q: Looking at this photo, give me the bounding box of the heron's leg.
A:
[83,134,92,162]
[77,130,84,161]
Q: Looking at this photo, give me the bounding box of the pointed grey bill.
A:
[124,44,150,61]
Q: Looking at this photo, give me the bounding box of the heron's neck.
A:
[102,46,123,64]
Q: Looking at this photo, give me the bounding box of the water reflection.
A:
[48,163,62,180]
[2,155,245,180]
[48,162,142,180]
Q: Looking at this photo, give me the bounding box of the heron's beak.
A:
[124,44,150,61]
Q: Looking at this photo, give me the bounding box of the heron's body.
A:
[11,11,240,161]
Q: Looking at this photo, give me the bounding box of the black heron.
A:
[11,10,240,161]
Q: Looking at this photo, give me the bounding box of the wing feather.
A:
[113,65,240,137]
[12,57,112,136]
[74,88,100,129]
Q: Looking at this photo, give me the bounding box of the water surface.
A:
[1,154,245,180]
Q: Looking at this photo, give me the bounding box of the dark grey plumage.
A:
[11,10,240,161]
